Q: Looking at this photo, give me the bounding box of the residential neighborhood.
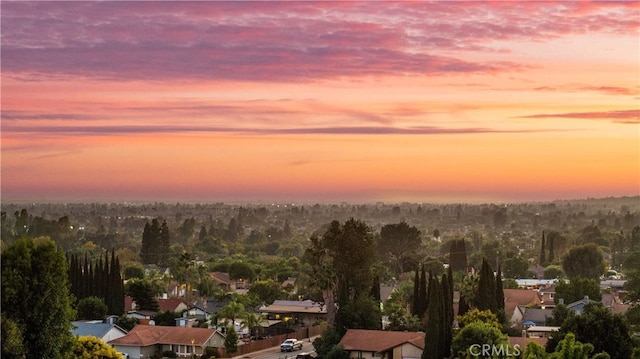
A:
[2,199,639,358]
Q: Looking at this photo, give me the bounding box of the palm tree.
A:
[218,300,245,327]
[241,312,268,341]
[311,262,337,327]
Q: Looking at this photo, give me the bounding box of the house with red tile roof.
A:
[339,329,425,359]
[158,298,188,313]
[503,289,542,327]
[109,324,224,359]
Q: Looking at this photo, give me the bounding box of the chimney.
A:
[558,298,564,305]
[583,295,589,304]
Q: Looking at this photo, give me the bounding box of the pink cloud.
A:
[3,2,636,82]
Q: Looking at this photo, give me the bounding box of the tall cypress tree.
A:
[418,266,428,319]
[422,273,443,359]
[540,231,546,266]
[548,233,555,263]
[442,270,454,358]
[83,254,91,300]
[458,293,470,318]
[412,268,420,316]
[450,239,468,273]
[476,259,497,313]
[370,275,381,302]
[159,220,171,266]
[495,264,505,324]
[107,250,125,315]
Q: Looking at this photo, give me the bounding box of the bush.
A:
[201,347,219,359]
[76,296,108,320]
[162,350,177,358]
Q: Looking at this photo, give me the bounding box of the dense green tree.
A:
[140,218,161,265]
[248,279,286,305]
[309,219,376,333]
[457,309,501,330]
[325,344,350,359]
[524,340,547,359]
[504,254,530,279]
[123,264,145,280]
[125,279,160,312]
[540,231,547,266]
[76,296,108,320]
[416,265,428,319]
[335,295,381,333]
[561,243,606,281]
[228,261,255,282]
[623,250,640,301]
[495,264,506,324]
[68,251,124,315]
[458,273,479,314]
[548,333,593,359]
[71,336,121,358]
[624,304,640,335]
[303,235,337,327]
[412,268,420,317]
[1,237,76,358]
[1,315,25,358]
[383,301,421,331]
[324,219,376,303]
[152,311,180,326]
[449,239,468,273]
[442,269,454,358]
[554,278,601,305]
[140,218,171,266]
[546,303,633,358]
[107,250,125,315]
[546,303,573,326]
[548,231,556,263]
[423,273,444,359]
[313,327,343,359]
[544,265,565,280]
[378,221,421,276]
[578,224,606,246]
[475,259,497,313]
[451,321,509,359]
[223,326,239,354]
[116,314,138,331]
[546,231,567,259]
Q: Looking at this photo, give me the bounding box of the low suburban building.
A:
[158,298,188,313]
[72,320,128,342]
[339,329,425,359]
[259,299,326,327]
[109,324,224,359]
[517,306,553,327]
[503,289,542,327]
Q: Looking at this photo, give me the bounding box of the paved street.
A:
[233,339,317,359]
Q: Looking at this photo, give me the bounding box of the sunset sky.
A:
[2,1,639,204]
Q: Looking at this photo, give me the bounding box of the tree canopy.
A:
[1,237,76,358]
[561,243,606,281]
[378,221,421,276]
[545,303,633,358]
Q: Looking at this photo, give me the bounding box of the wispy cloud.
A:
[519,109,640,124]
[0,123,550,137]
